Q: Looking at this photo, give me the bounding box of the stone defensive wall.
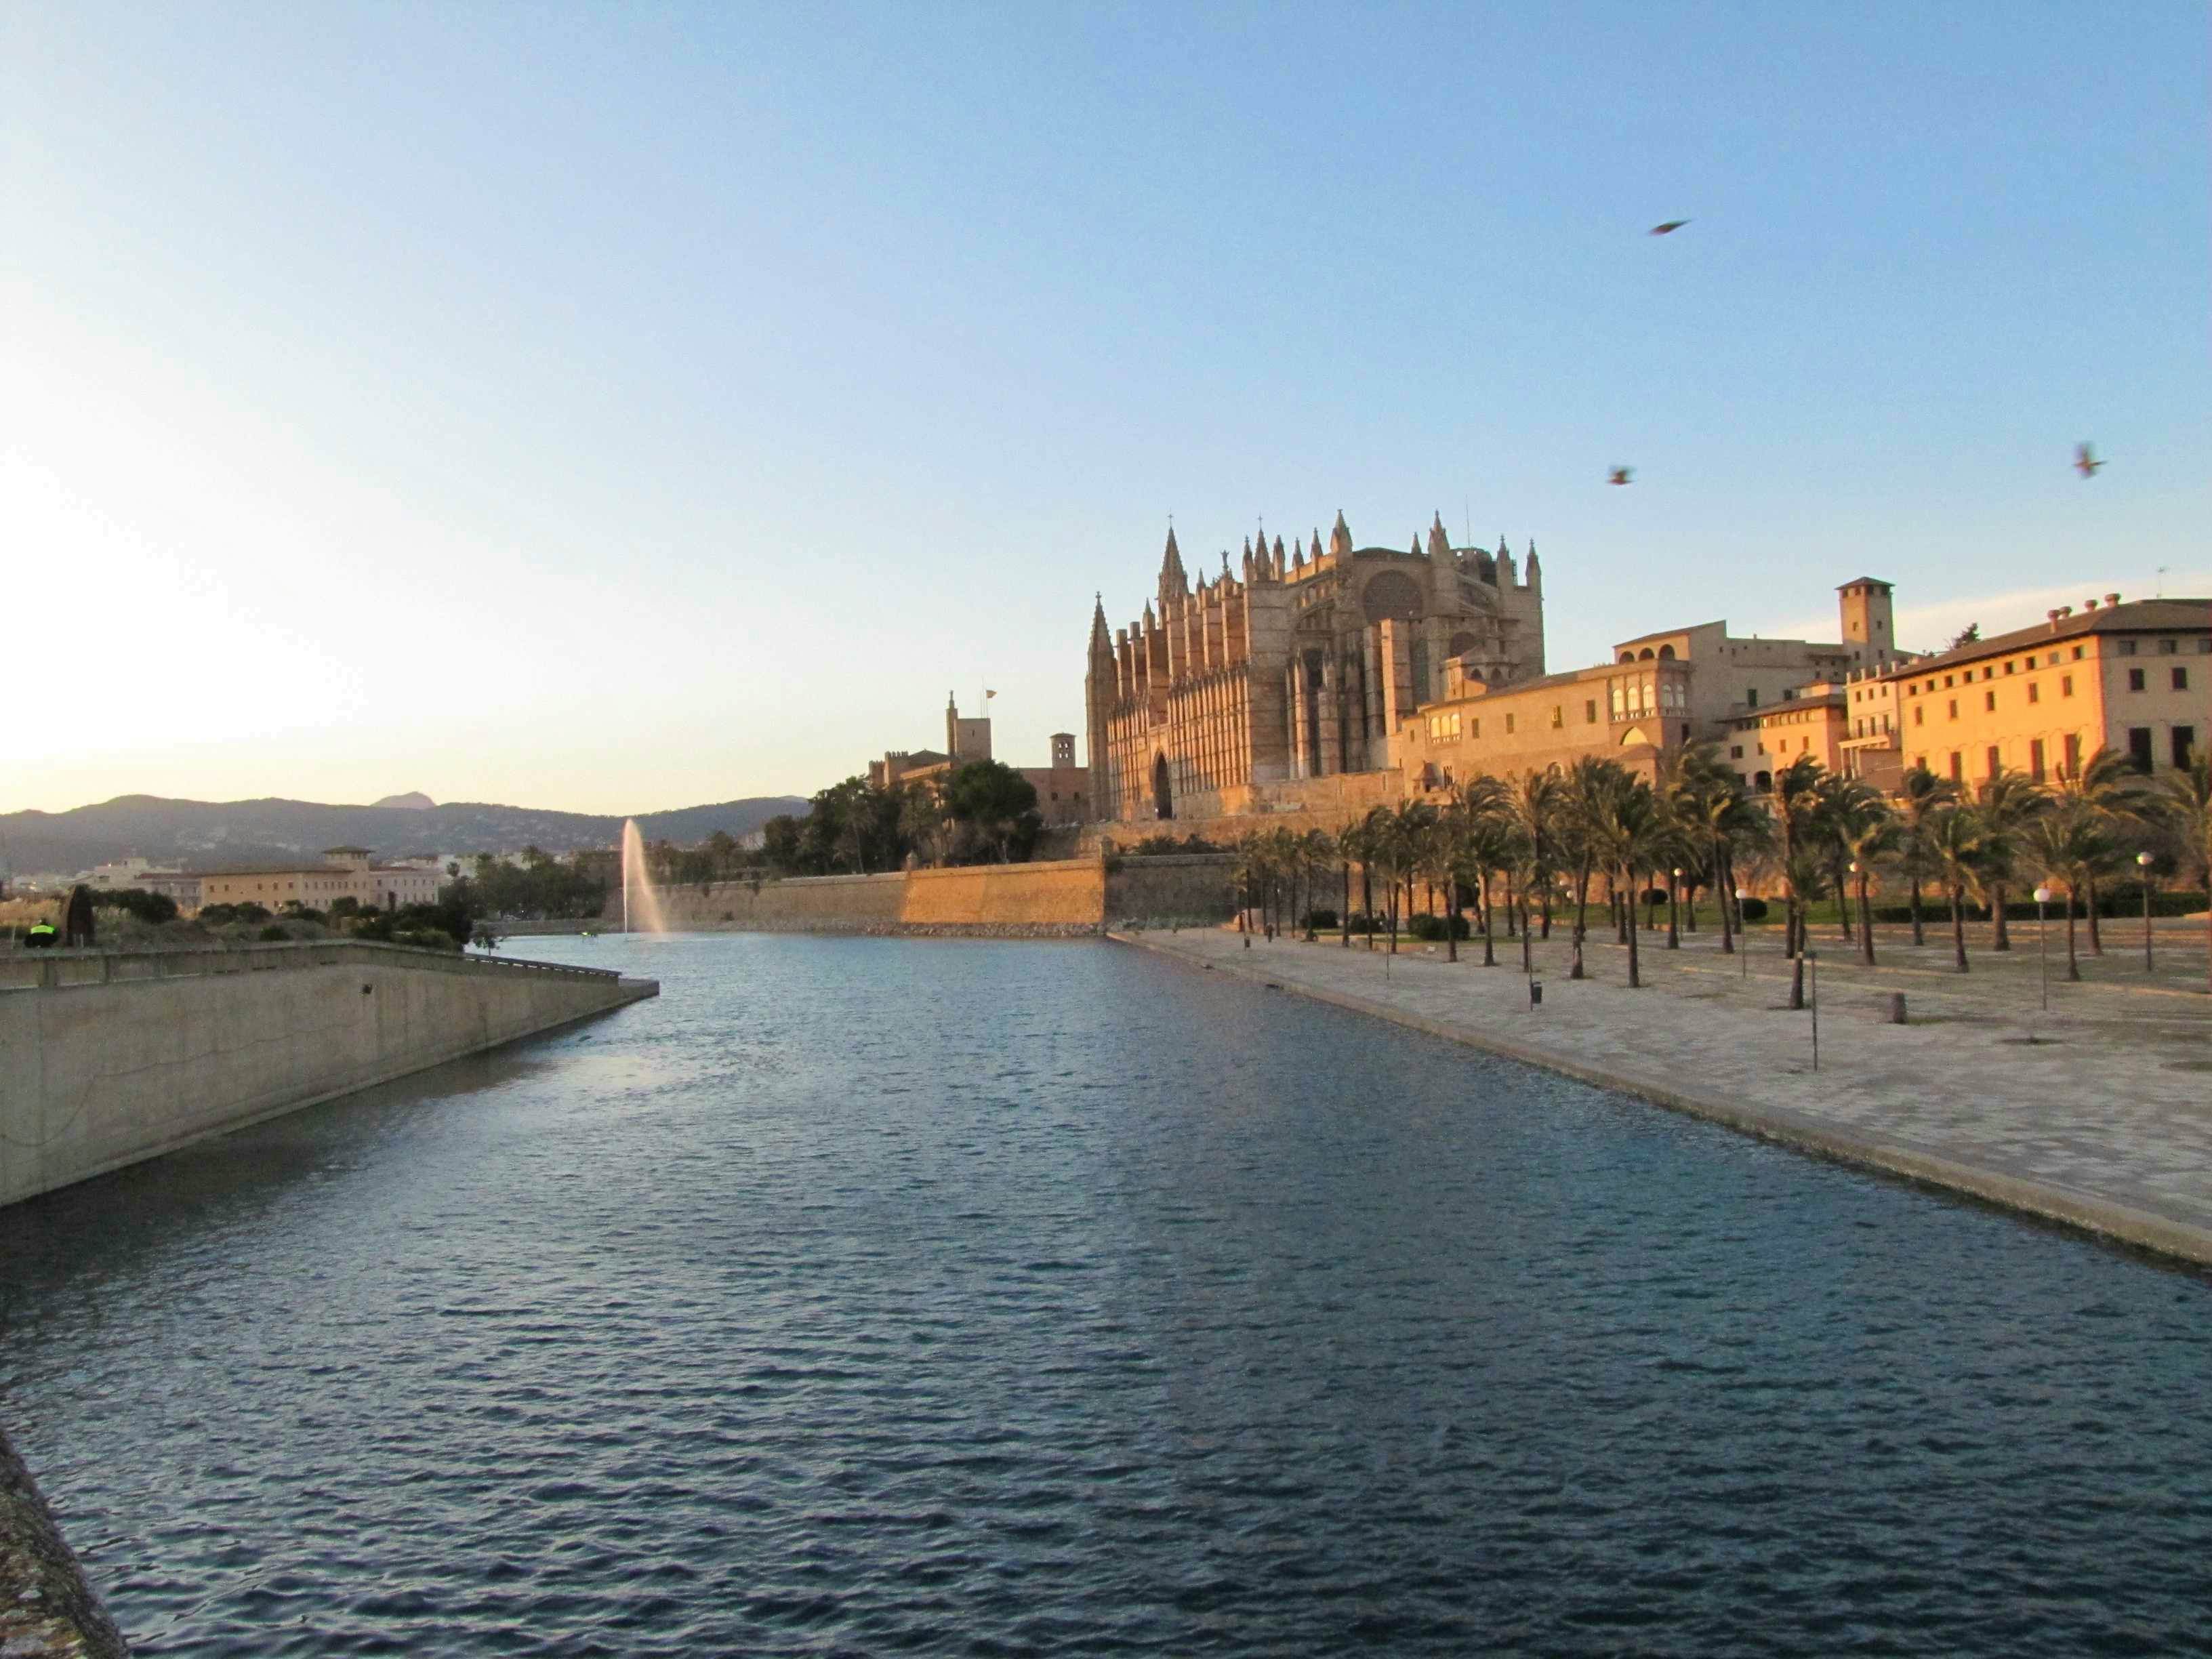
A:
[0,941,657,1209]
[633,855,1239,936]
[1076,769,1408,856]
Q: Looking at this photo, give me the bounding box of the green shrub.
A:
[1408,913,1471,941]
[257,924,291,942]
[200,902,272,925]
[91,888,180,925]
[1738,897,1769,922]
[1303,908,1338,930]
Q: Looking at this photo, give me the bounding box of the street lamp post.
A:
[2033,884,2053,1011]
[1807,948,1820,1073]
[1734,886,1751,980]
[2137,851,2155,972]
[1668,867,1683,949]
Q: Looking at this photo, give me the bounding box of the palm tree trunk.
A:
[1788,954,1805,1010]
[1481,878,1497,966]
[1626,865,1643,987]
[1717,845,1735,956]
[1951,885,1969,972]
[1361,863,1374,950]
[2085,874,2104,954]
[1504,872,1517,936]
[1834,863,1853,943]
[1666,871,1680,949]
[1446,886,1459,962]
[1387,884,1399,955]
[1992,884,2011,951]
[2065,888,2081,981]
[1909,876,1925,946]
[1540,890,1552,939]
[1857,872,1876,967]
[1341,863,1351,947]
[1520,897,1533,975]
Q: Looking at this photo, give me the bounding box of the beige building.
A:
[1395,577,1912,795]
[1874,596,2207,787]
[1088,513,1545,821]
[198,847,446,914]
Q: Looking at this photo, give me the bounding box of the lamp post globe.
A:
[1734,887,1753,978]
[2033,886,2053,1010]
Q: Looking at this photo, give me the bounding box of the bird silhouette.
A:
[1649,220,1690,236]
[1608,466,1634,486]
[2074,442,2104,478]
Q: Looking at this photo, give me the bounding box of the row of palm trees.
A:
[1227,746,2212,993]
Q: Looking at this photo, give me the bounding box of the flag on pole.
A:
[985,689,996,699]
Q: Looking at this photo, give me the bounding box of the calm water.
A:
[3,934,2210,1657]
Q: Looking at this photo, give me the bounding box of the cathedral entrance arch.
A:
[1153,754,1172,819]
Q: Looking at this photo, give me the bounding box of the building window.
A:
[1505,714,1515,734]
[2176,726,2198,770]
[2028,682,2040,704]
[2159,638,2178,655]
[1585,699,1598,723]
[2198,638,2211,654]
[2174,667,2190,691]
[1947,698,1958,719]
[1984,691,1996,712]
[2128,668,2146,692]
[1948,752,1963,782]
[2064,733,2081,777]
[2128,727,2154,772]
[2072,645,2085,660]
[2118,638,2137,656]
[1551,705,1563,729]
[1944,674,1955,688]
[1471,718,1480,738]
[1913,705,1924,726]
[2029,738,2045,781]
[1729,745,1744,759]
[2062,675,2074,697]
[1986,745,2001,777]
[1746,687,1759,707]
[2003,660,2015,675]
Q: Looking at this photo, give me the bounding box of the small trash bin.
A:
[1529,979,1543,1007]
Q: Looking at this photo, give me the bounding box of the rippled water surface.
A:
[5,933,2211,1656]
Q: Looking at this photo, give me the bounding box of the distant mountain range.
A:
[0,792,810,876]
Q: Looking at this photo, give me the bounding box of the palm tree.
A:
[2026,798,2119,982]
[1229,833,1265,936]
[2147,754,2212,993]
[1375,800,1437,956]
[1588,776,1670,988]
[1561,755,1631,979]
[1974,767,2049,952]
[1923,804,1989,973]
[1894,765,1959,947]
[1826,777,1901,966]
[1765,754,1825,961]
[1300,828,1336,941]
[2051,747,2151,954]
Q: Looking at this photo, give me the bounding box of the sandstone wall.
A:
[651,873,907,933]
[1105,855,1237,925]
[900,861,1103,930]
[0,943,653,1208]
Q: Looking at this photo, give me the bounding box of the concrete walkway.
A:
[1113,917,2212,1269]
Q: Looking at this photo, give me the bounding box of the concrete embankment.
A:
[0,941,655,1208]
[641,855,1235,936]
[1117,926,2212,1270]
[1,1427,129,1658]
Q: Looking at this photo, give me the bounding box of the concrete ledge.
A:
[1112,931,2212,1271]
[1,1427,129,1657]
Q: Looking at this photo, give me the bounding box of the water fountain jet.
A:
[620,820,670,935]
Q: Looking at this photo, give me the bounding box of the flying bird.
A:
[1649,220,1690,236]
[1607,466,1634,486]
[2074,442,2104,478]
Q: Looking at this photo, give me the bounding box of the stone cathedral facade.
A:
[1086,511,1545,823]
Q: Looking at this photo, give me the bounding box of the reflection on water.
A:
[3,933,2209,1656]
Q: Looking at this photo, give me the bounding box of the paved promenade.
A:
[1115,916,2212,1269]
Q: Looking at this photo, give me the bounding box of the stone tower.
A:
[1836,577,1897,668]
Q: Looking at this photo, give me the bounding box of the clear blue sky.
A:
[6,2,2205,815]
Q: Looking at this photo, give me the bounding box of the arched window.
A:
[1638,647,1656,661]
[1658,643,1677,661]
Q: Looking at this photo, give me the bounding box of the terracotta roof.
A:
[1882,598,2209,680]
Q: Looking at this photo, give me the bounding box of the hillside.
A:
[0,793,809,875]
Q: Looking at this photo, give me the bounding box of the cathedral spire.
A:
[1090,592,1111,655]
[1428,511,1451,559]
[1330,509,1352,559]
[1158,525,1187,607]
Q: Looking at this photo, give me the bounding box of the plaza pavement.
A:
[1113,914,2212,1269]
